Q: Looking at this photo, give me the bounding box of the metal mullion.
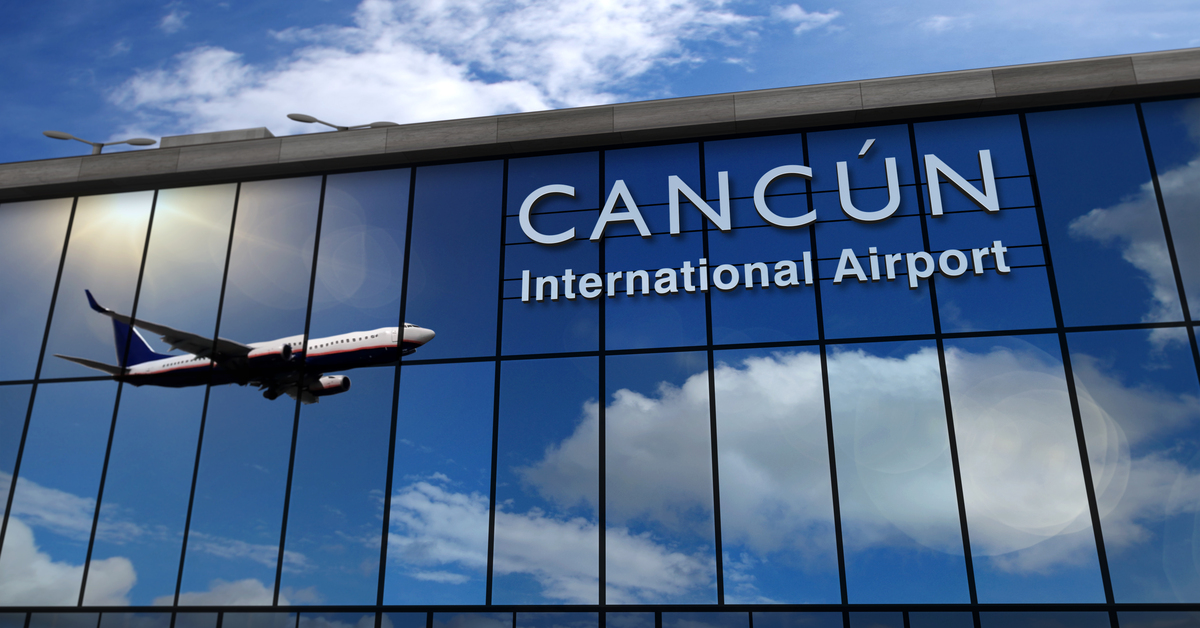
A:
[486,160,511,605]
[1020,113,1118,617]
[698,141,725,605]
[1134,101,1200,401]
[906,122,979,606]
[0,195,77,572]
[377,166,420,609]
[175,181,241,604]
[79,189,159,605]
[802,132,848,614]
[598,150,607,608]
[273,175,329,605]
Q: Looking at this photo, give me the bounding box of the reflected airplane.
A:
[55,290,435,403]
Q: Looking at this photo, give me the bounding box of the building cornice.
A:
[3,47,1199,202]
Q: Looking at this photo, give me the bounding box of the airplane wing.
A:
[85,290,253,360]
[54,354,124,376]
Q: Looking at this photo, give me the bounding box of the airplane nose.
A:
[403,326,435,346]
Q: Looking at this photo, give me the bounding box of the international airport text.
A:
[520,240,1011,302]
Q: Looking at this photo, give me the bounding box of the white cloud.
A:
[772,4,841,34]
[0,517,135,605]
[385,342,1200,601]
[186,531,311,572]
[159,3,190,34]
[113,0,757,138]
[0,472,144,544]
[919,15,969,33]
[156,577,288,605]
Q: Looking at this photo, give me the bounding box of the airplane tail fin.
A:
[84,291,171,367]
[111,317,171,367]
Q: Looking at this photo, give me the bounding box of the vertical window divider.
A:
[176,182,241,605]
[907,122,979,607]
[699,142,725,605]
[79,189,159,606]
[274,175,329,606]
[0,195,76,570]
[378,167,420,608]
[486,160,511,605]
[803,132,848,615]
[598,150,608,608]
[1020,113,1118,615]
[1134,102,1200,395]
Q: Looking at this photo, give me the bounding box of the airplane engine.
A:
[307,375,351,397]
[281,343,292,361]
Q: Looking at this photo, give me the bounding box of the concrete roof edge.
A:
[2,48,1199,202]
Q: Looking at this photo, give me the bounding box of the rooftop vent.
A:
[159,127,275,148]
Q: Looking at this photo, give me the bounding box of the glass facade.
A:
[0,97,1198,628]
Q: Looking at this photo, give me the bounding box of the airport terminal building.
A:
[1,49,1199,628]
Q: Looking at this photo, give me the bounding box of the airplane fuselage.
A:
[121,325,432,389]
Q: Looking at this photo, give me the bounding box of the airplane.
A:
[54,290,435,403]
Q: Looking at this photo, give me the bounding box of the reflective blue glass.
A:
[604,614,652,628]
[431,615,508,628]
[178,177,321,606]
[605,351,715,603]
[0,385,32,523]
[829,341,969,603]
[751,613,840,628]
[0,381,117,605]
[0,199,71,382]
[978,612,1108,628]
[848,613,901,628]
[1118,611,1200,628]
[515,613,597,628]
[281,169,410,605]
[40,192,153,379]
[603,231,706,350]
[908,613,973,628]
[807,124,916,193]
[503,223,600,354]
[712,348,838,604]
[494,358,598,604]
[97,614,169,628]
[1141,98,1200,319]
[944,335,1104,602]
[404,161,503,360]
[222,614,295,628]
[86,184,235,606]
[1027,105,1181,327]
[0,615,23,628]
[1067,328,1200,602]
[29,614,98,628]
[662,613,745,628]
[384,362,494,605]
[703,134,806,202]
[383,614,427,628]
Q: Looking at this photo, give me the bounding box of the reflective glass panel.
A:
[1142,98,1200,319]
[384,362,494,604]
[41,192,153,379]
[751,613,841,628]
[1118,611,1200,628]
[0,385,32,521]
[662,614,745,628]
[297,614,376,628]
[28,615,98,628]
[603,145,706,350]
[97,614,170,628]
[382,615,427,628]
[177,177,321,605]
[907,613,974,628]
[281,169,411,605]
[174,616,216,628]
[403,161,502,360]
[0,615,23,628]
[431,615,508,628]
[604,614,652,628]
[847,613,901,628]
[828,341,969,603]
[944,335,1104,602]
[1067,328,1200,602]
[978,612,1108,628]
[493,358,599,604]
[504,153,600,355]
[515,613,597,628]
[222,615,295,628]
[0,199,72,381]
[605,351,716,603]
[1027,105,1181,327]
[712,348,838,603]
[0,381,119,605]
[85,184,236,606]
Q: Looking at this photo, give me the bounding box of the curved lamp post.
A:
[287,113,399,131]
[43,131,156,155]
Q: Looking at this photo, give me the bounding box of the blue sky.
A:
[2,0,1199,164]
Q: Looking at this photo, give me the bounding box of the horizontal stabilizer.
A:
[53,354,124,376]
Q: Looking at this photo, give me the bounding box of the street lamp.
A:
[43,131,156,155]
[287,113,399,131]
